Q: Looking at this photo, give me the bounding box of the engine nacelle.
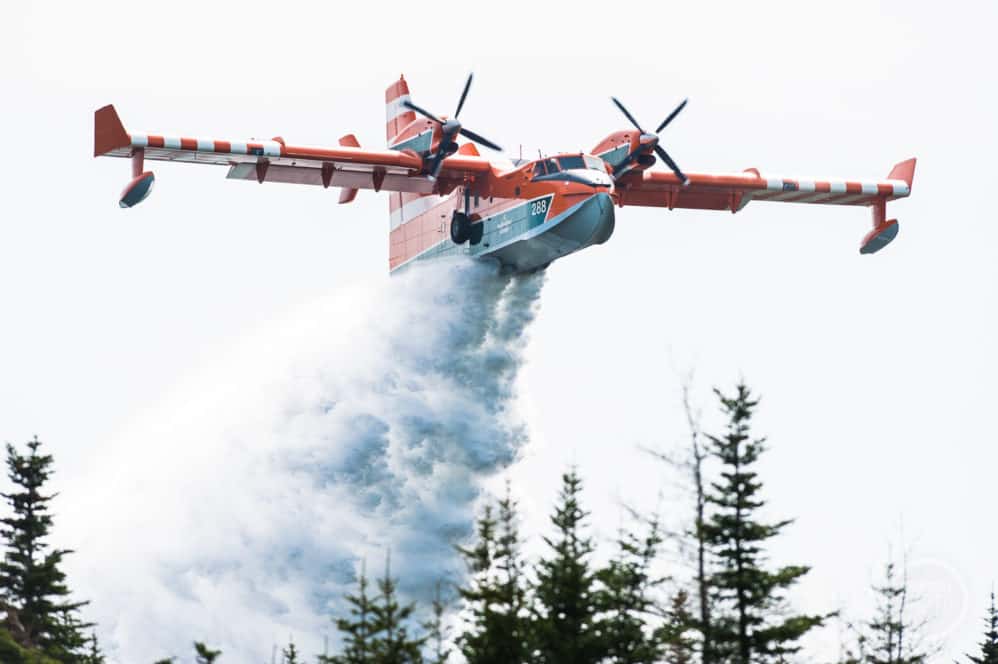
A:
[119,171,155,208]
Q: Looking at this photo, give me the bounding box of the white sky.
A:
[1,0,996,661]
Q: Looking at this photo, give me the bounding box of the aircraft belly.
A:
[484,193,615,272]
[391,192,615,274]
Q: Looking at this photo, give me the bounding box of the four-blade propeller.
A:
[610,96,689,185]
[403,73,503,179]
[402,75,688,184]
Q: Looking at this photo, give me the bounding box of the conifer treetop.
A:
[967,590,998,664]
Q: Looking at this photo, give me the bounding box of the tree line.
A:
[1,384,995,664]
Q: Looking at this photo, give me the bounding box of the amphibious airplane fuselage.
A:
[384,155,618,273]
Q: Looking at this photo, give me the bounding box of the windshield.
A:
[558,156,586,170]
[533,156,609,178]
[555,155,606,171]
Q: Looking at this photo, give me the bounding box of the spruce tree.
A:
[423,582,450,664]
[457,503,498,664]
[967,591,998,664]
[323,562,377,664]
[458,487,530,664]
[647,381,714,664]
[82,631,105,664]
[0,436,91,660]
[193,641,221,663]
[701,385,824,664]
[596,515,667,664]
[282,638,301,664]
[844,558,932,664]
[684,385,714,664]
[657,590,697,664]
[369,553,424,664]
[492,488,529,663]
[532,468,603,664]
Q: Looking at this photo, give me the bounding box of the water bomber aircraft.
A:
[94,74,915,273]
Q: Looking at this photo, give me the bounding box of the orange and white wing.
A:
[93,105,490,206]
[616,158,916,254]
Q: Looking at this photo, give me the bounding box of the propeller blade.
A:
[654,144,689,185]
[459,127,502,152]
[655,98,688,133]
[455,73,473,118]
[427,151,446,179]
[611,96,646,134]
[402,99,443,124]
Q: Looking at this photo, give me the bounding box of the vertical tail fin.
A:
[384,75,447,272]
[386,75,416,145]
[386,76,416,253]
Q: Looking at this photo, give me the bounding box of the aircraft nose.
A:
[590,192,616,245]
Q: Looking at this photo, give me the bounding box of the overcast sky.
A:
[1,1,996,661]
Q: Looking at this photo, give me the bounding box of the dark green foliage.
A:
[456,503,497,664]
[841,559,932,664]
[194,641,221,663]
[369,554,424,664]
[532,469,604,664]
[0,437,92,661]
[700,385,825,664]
[967,591,998,664]
[867,562,918,664]
[323,556,424,664]
[282,638,300,664]
[457,486,530,664]
[322,563,377,664]
[657,590,697,664]
[596,514,667,664]
[0,624,62,663]
[81,631,105,664]
[423,582,451,664]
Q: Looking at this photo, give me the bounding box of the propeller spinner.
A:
[403,73,502,179]
[610,96,689,185]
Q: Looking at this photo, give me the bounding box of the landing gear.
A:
[451,211,471,244]
[451,184,483,245]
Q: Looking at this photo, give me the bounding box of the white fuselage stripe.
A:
[386,95,413,123]
[391,195,447,229]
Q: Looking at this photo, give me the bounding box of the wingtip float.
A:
[94,75,916,271]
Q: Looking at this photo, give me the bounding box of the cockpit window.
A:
[558,156,586,170]
[532,161,547,177]
[544,159,560,173]
[584,155,606,171]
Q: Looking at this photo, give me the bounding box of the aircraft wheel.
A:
[469,219,484,245]
[451,212,471,244]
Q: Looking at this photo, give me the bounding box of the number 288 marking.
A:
[530,199,549,216]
